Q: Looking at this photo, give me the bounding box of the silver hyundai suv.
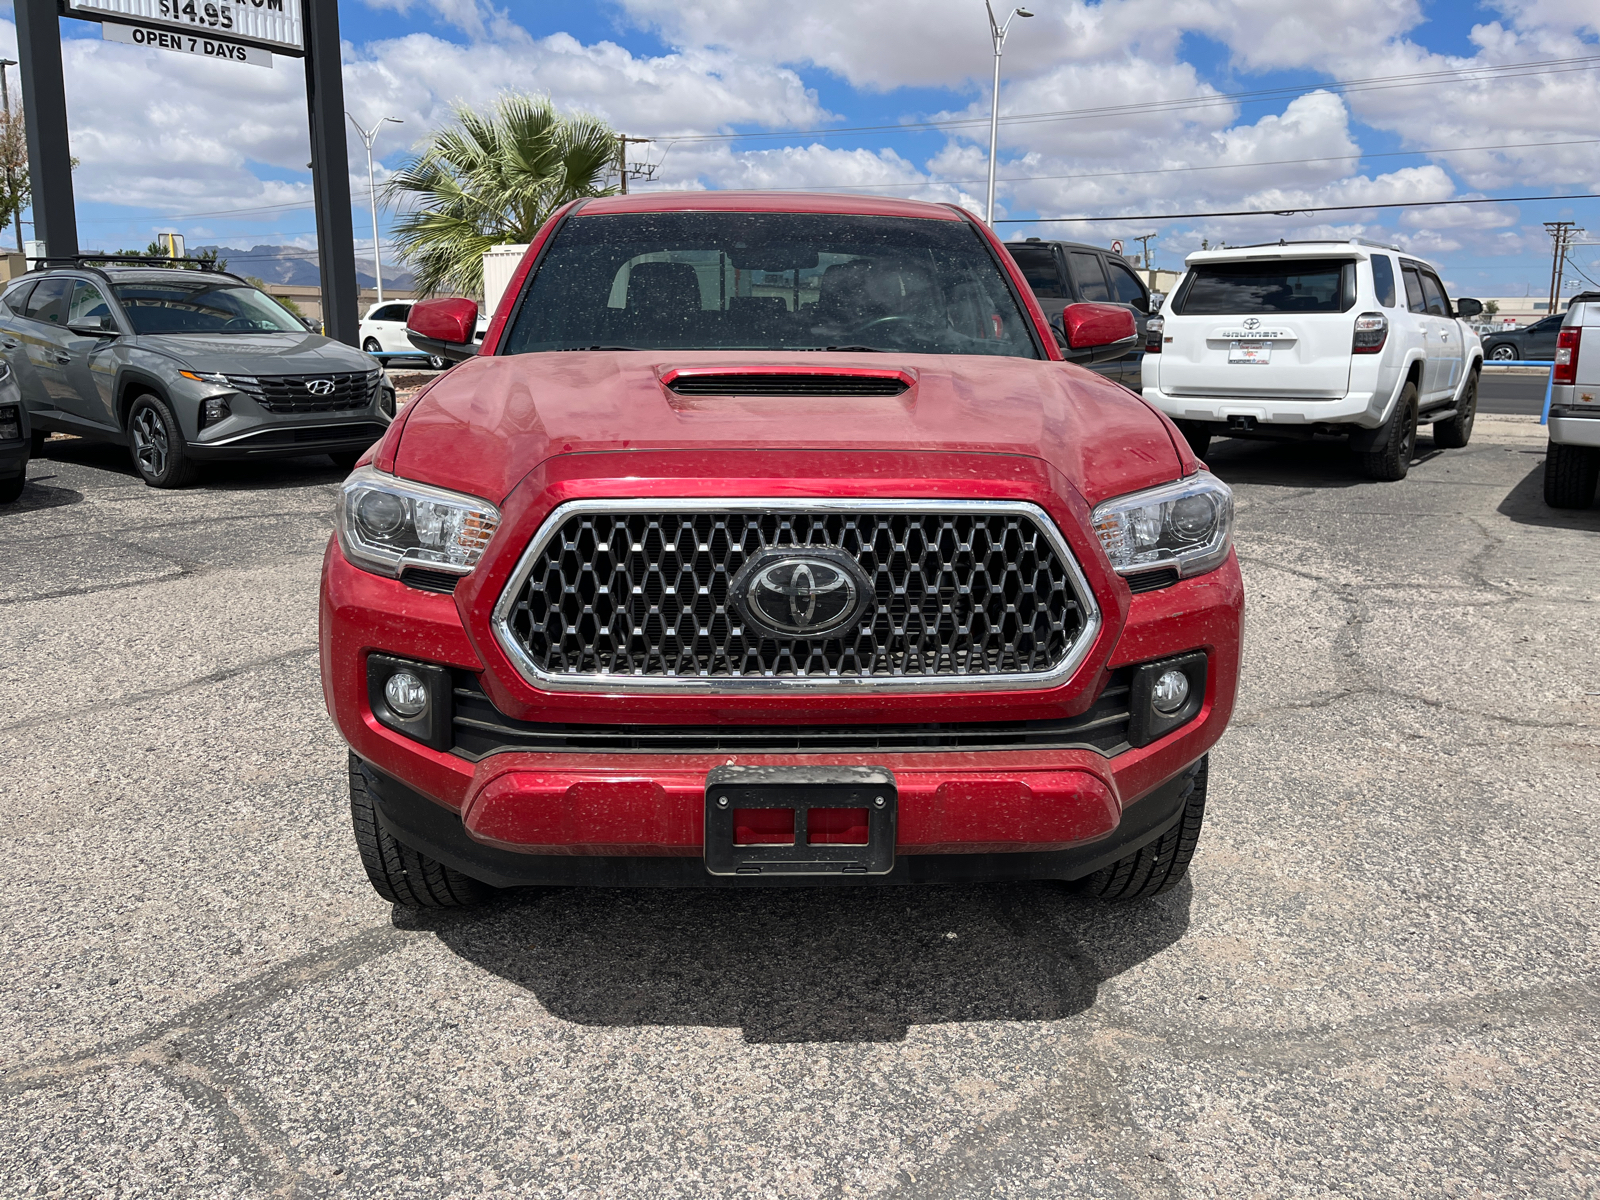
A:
[0,259,396,487]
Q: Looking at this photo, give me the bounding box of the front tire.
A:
[127,394,199,488]
[1432,370,1478,449]
[0,472,23,503]
[1544,441,1600,509]
[1358,383,1418,481]
[362,338,383,354]
[1071,757,1208,901]
[348,754,488,907]
[1174,419,1211,459]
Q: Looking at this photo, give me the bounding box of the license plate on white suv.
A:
[1229,340,1271,365]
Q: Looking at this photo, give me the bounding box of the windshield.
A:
[499,212,1041,358]
[1175,259,1358,315]
[112,280,305,335]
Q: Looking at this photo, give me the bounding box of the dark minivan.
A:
[1005,238,1153,386]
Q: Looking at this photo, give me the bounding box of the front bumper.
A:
[320,529,1244,883]
[0,441,25,477]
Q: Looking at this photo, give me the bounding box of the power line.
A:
[698,136,1600,194]
[994,192,1600,225]
[662,54,1600,145]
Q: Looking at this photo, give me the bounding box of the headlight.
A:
[1090,470,1234,579]
[178,370,230,384]
[337,465,501,577]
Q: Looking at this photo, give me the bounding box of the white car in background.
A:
[359,300,447,370]
[1142,240,1485,481]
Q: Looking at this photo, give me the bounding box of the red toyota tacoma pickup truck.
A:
[319,192,1243,906]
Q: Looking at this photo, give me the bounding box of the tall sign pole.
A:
[15,0,78,260]
[303,0,359,344]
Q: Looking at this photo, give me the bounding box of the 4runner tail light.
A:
[1144,315,1163,354]
[1554,327,1582,385]
[1352,312,1388,354]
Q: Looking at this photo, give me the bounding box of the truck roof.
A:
[574,191,965,221]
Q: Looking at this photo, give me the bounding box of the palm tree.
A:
[383,94,618,296]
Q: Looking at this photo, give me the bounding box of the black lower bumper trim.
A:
[356,757,1201,889]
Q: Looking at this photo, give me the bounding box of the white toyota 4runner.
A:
[1142,240,1485,480]
[1545,289,1600,508]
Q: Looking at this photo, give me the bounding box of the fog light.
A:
[384,670,429,718]
[201,396,231,428]
[1151,668,1190,714]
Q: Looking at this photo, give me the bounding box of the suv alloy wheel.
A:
[128,393,200,489]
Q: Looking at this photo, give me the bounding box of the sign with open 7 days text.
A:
[101,20,273,68]
[63,0,304,56]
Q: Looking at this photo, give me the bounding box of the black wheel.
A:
[127,393,199,488]
[1544,440,1600,509]
[1358,383,1418,481]
[30,428,47,457]
[1071,757,1208,900]
[362,338,383,354]
[1432,370,1478,449]
[1174,419,1211,459]
[0,472,23,504]
[348,754,488,907]
[427,355,448,371]
[1487,343,1518,361]
[328,450,363,472]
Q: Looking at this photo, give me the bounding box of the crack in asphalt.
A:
[0,646,320,735]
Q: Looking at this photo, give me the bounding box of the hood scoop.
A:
[662,368,912,398]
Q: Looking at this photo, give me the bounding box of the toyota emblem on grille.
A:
[1242,317,1261,330]
[305,378,336,396]
[731,549,872,638]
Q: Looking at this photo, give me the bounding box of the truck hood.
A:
[132,332,374,374]
[391,351,1185,506]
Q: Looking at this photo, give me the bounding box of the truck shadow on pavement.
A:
[407,880,1192,1043]
[1203,434,1441,488]
[1496,461,1600,528]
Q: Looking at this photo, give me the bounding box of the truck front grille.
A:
[491,500,1099,691]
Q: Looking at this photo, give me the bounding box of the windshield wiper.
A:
[792,344,885,353]
[560,345,645,351]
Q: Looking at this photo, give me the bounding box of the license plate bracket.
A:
[704,765,897,877]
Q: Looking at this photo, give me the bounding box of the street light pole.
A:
[984,2,1032,226]
[346,113,403,305]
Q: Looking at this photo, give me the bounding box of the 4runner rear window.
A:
[501,212,1041,358]
[1174,259,1358,315]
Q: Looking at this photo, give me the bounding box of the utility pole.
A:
[1132,233,1157,270]
[616,135,653,195]
[1545,221,1580,316]
[347,113,403,305]
[0,59,19,255]
[303,0,359,345]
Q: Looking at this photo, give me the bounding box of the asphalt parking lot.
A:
[2,418,1597,1198]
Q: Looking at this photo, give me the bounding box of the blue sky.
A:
[15,0,1600,299]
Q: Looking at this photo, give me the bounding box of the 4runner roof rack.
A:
[1223,237,1403,253]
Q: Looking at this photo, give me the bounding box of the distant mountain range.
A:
[194,244,417,291]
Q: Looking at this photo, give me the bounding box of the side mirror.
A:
[1052,302,1138,364]
[407,297,480,363]
[69,312,116,336]
[1455,297,1483,318]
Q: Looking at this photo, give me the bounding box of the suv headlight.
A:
[337,465,501,577]
[1091,470,1234,579]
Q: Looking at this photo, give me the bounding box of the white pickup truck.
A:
[1546,290,1600,508]
[1142,240,1485,480]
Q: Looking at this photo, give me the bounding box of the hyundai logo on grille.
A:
[305,379,336,396]
[732,550,871,638]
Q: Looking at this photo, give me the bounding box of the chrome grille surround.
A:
[490,499,1102,693]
